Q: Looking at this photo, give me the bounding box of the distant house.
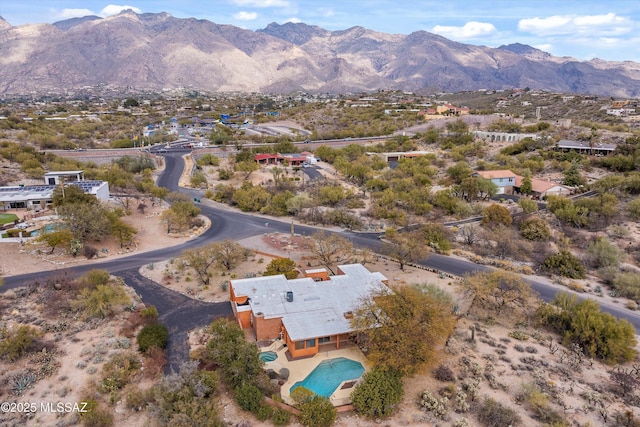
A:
[229,264,389,359]
[473,169,572,199]
[554,139,616,156]
[514,176,572,199]
[367,150,432,162]
[0,171,109,211]
[472,170,517,194]
[254,152,318,166]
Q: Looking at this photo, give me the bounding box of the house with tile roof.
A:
[472,170,517,194]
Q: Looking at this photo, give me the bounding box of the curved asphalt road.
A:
[3,152,640,372]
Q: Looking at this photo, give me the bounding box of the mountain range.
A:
[1,10,640,97]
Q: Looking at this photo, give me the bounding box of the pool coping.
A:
[259,341,369,407]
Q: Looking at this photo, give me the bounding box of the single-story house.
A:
[514,176,572,199]
[367,151,432,162]
[0,171,109,211]
[472,170,517,194]
[229,264,389,359]
[554,140,616,156]
[254,153,318,166]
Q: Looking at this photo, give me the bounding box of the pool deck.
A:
[259,340,369,407]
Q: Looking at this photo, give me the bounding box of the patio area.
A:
[259,340,369,407]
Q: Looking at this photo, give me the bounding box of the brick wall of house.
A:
[254,314,283,341]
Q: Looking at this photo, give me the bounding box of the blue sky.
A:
[1,1,639,62]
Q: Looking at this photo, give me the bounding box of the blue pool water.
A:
[30,223,61,237]
[259,351,277,362]
[290,357,365,397]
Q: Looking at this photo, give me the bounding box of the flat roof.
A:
[231,264,389,341]
[0,181,106,203]
[556,139,616,151]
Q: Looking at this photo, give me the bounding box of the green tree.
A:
[351,367,404,419]
[58,202,111,241]
[482,204,512,228]
[232,183,272,212]
[563,162,584,186]
[204,319,265,389]
[351,285,456,376]
[264,258,298,279]
[418,223,452,254]
[234,160,260,179]
[520,171,533,194]
[35,228,74,253]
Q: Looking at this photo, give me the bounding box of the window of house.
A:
[295,341,304,350]
[319,336,331,344]
[305,339,316,348]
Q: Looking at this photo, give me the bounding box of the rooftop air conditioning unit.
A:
[286,291,294,302]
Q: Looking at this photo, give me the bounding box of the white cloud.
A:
[234,11,258,21]
[318,8,334,18]
[99,4,142,17]
[232,0,290,7]
[518,13,633,37]
[432,21,497,40]
[284,17,302,23]
[57,8,95,19]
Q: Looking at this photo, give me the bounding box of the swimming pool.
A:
[290,357,365,397]
[30,223,61,237]
[259,351,278,362]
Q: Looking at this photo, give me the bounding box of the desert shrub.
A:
[519,217,551,241]
[83,245,98,259]
[543,250,586,279]
[142,345,167,378]
[537,292,637,363]
[190,170,208,188]
[482,204,512,228]
[79,269,112,290]
[0,325,43,362]
[263,258,298,279]
[99,352,141,394]
[79,399,114,427]
[433,364,456,382]
[295,392,337,427]
[272,408,291,426]
[477,397,521,427]
[235,383,264,413]
[73,283,132,320]
[585,237,623,269]
[137,324,168,353]
[147,361,221,426]
[140,305,159,323]
[255,404,274,421]
[628,199,640,220]
[351,367,404,418]
[125,387,152,411]
[612,272,640,301]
